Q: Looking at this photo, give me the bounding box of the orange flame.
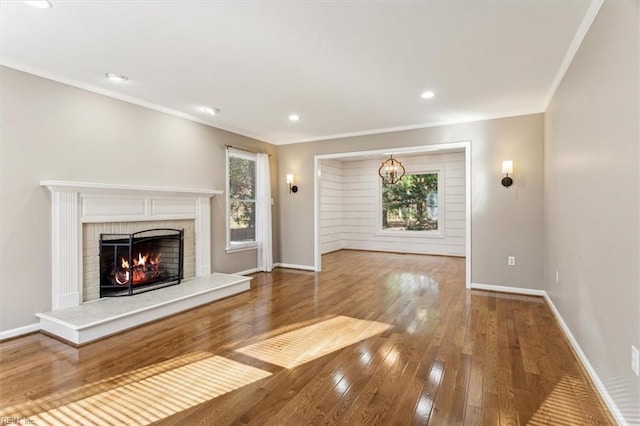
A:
[116,252,162,286]
[133,252,148,267]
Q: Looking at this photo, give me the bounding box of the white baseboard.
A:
[470,282,546,296]
[543,293,627,426]
[0,323,40,341]
[274,263,316,272]
[235,268,259,276]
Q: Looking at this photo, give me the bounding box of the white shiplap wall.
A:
[319,152,466,256]
[319,159,344,254]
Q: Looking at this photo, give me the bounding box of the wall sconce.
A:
[501,160,514,188]
[286,173,298,193]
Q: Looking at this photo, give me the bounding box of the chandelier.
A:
[378,154,405,184]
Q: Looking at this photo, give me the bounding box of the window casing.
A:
[379,170,443,236]
[226,150,257,252]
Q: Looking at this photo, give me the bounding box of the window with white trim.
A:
[227,150,257,251]
[381,171,440,232]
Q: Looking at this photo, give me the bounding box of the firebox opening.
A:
[99,228,184,297]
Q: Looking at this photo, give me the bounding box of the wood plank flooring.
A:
[0,250,613,425]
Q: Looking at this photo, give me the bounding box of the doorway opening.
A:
[313,141,471,288]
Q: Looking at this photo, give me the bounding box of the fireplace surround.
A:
[40,180,222,309]
[37,181,255,346]
[83,220,196,301]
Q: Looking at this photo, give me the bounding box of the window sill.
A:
[226,244,258,254]
[375,230,445,239]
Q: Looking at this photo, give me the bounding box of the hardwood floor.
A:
[0,250,613,425]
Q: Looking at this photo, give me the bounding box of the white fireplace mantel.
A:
[41,180,222,198]
[41,180,223,310]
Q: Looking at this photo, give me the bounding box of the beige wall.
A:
[0,66,279,332]
[544,1,640,422]
[277,113,545,289]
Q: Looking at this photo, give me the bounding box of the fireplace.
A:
[99,228,184,297]
[40,180,221,309]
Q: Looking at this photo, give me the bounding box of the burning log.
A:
[112,252,162,286]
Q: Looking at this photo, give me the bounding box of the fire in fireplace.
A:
[114,252,162,286]
[99,228,184,297]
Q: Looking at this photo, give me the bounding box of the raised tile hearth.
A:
[37,273,251,345]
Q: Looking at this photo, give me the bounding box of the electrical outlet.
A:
[632,346,640,376]
[555,271,559,284]
[508,256,516,266]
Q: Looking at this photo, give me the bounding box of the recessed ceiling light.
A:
[421,91,436,99]
[105,72,128,82]
[24,0,52,8]
[201,106,221,115]
[288,114,300,122]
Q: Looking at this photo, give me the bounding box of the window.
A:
[227,150,257,251]
[381,172,440,232]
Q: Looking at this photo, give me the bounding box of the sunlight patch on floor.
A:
[527,374,600,425]
[1,352,271,426]
[235,315,392,368]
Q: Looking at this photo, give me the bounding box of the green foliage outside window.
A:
[228,155,256,243]
[382,173,438,231]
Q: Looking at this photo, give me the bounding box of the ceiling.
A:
[1,0,597,145]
